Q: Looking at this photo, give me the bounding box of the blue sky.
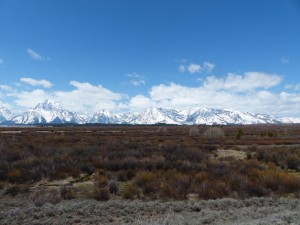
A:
[0,0,300,117]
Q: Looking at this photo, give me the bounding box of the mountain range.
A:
[0,100,299,125]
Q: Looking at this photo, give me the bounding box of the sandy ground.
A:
[1,197,299,225]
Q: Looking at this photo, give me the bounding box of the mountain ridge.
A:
[0,100,299,125]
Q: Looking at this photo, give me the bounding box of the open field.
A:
[0,124,300,224]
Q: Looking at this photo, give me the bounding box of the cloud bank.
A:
[0,72,299,117]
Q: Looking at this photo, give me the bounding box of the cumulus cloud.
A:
[178,64,186,73]
[10,81,126,113]
[20,77,53,88]
[187,63,202,74]
[285,83,300,91]
[129,72,299,117]
[179,61,215,74]
[27,48,44,60]
[203,72,282,92]
[203,61,215,72]
[0,84,13,91]
[130,80,146,86]
[1,71,300,117]
[125,73,146,86]
[128,95,155,111]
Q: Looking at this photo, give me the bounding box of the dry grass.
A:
[215,149,247,160]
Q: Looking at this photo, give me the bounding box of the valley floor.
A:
[1,197,299,225]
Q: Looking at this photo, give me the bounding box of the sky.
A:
[0,0,300,117]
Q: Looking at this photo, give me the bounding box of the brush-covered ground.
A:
[0,124,300,224]
[1,196,300,225]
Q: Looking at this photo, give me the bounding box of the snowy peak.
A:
[129,107,180,124]
[2,101,299,125]
[11,100,83,124]
[278,117,300,124]
[0,107,13,122]
[89,109,122,124]
[185,108,280,125]
[34,100,62,111]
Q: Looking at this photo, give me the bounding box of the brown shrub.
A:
[197,180,228,199]
[108,180,118,194]
[5,185,20,196]
[31,189,62,206]
[94,187,110,201]
[118,181,139,199]
[60,185,76,200]
[6,168,22,183]
[203,127,225,140]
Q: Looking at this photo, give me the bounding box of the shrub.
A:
[135,171,158,196]
[203,127,225,140]
[189,126,200,136]
[197,180,228,199]
[60,185,76,200]
[236,128,243,139]
[94,187,110,201]
[31,189,61,206]
[6,168,22,183]
[108,180,118,194]
[5,185,20,196]
[118,181,139,199]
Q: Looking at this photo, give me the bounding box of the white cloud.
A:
[0,58,3,64]
[203,61,215,72]
[179,61,215,74]
[128,71,299,117]
[55,81,125,112]
[203,72,282,92]
[11,89,52,108]
[130,80,146,86]
[0,85,13,91]
[27,48,44,60]
[285,83,300,91]
[128,95,155,111]
[125,73,146,86]
[20,77,53,88]
[178,64,186,73]
[11,81,126,113]
[2,72,300,117]
[281,57,290,64]
[187,63,202,74]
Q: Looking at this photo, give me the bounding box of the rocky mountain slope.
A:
[0,100,299,125]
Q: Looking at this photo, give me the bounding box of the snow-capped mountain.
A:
[128,107,181,124]
[0,107,12,123]
[89,109,122,124]
[11,100,84,124]
[277,117,300,124]
[184,108,279,125]
[2,100,299,125]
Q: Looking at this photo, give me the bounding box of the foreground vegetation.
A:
[0,124,300,202]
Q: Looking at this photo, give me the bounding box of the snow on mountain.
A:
[185,108,280,125]
[128,107,181,124]
[11,100,84,124]
[118,111,140,123]
[89,109,122,124]
[278,117,300,124]
[3,100,299,125]
[0,107,13,123]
